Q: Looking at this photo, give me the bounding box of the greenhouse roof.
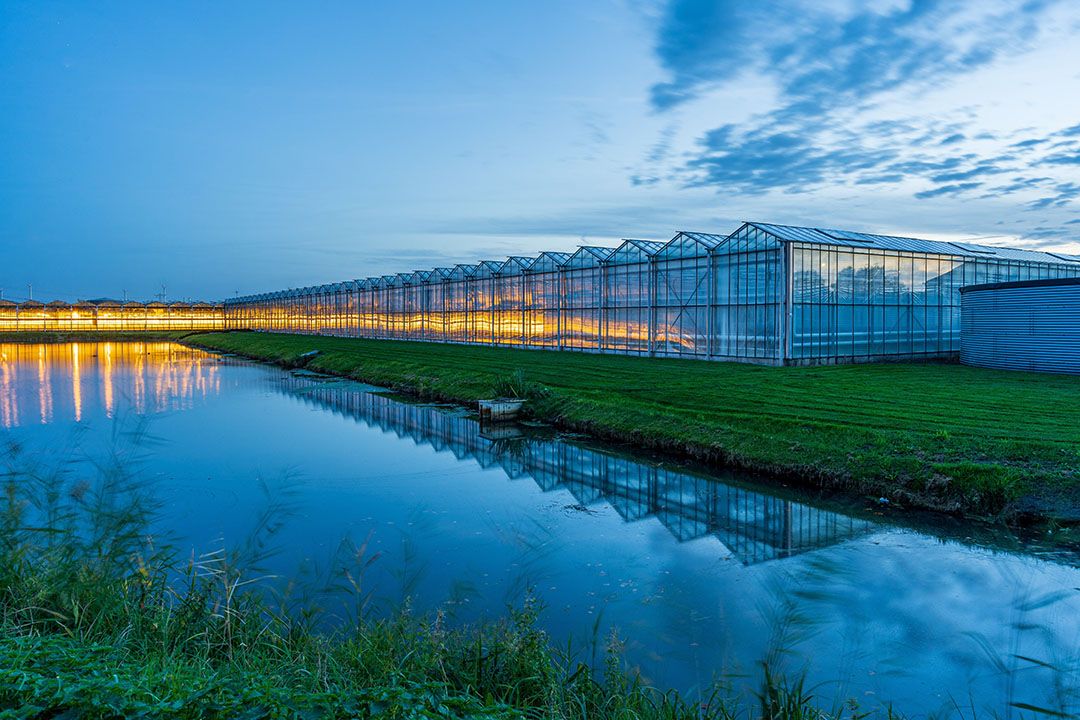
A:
[747,222,1080,265]
[527,251,571,273]
[603,238,665,264]
[564,245,614,269]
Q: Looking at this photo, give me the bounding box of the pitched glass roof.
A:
[497,256,534,275]
[603,238,665,264]
[748,222,1080,264]
[527,251,571,273]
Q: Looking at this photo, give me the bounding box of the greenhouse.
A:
[0,299,224,332]
[223,221,1080,365]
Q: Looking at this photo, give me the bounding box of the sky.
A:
[2,0,1079,301]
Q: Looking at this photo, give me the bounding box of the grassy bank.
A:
[0,437,866,719]
[187,332,1080,521]
[0,330,207,344]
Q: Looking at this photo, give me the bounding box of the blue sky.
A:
[2,0,1079,301]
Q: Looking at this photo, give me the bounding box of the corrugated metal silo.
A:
[960,278,1080,373]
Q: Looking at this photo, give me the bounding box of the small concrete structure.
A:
[478,398,525,423]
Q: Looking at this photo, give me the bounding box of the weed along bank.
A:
[222,221,1080,367]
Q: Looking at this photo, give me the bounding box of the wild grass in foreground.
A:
[0,435,891,720]
[187,332,1080,521]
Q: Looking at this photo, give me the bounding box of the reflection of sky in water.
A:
[3,342,1079,717]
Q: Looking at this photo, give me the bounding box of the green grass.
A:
[187,332,1080,520]
[0,330,208,343]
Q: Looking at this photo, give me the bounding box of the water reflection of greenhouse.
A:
[225,222,1080,365]
[279,374,876,565]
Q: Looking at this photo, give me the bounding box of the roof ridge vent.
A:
[816,228,878,244]
[948,241,997,255]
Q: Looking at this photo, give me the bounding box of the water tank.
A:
[960,278,1080,374]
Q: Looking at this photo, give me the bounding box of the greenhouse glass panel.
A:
[602,239,662,354]
[425,268,452,342]
[524,252,569,347]
[446,265,474,343]
[404,271,428,340]
[468,261,501,345]
[709,225,783,360]
[562,246,612,350]
[495,257,532,346]
[653,232,725,357]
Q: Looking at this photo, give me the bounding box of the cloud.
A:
[649,1,1054,114]
[1026,182,1080,209]
[988,176,1053,195]
[637,0,1080,246]
[1042,151,1080,166]
[914,182,983,199]
[684,123,900,194]
[929,163,1009,183]
[855,174,905,185]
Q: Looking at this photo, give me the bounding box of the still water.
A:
[2,342,1078,716]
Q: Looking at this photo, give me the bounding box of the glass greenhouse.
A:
[0,299,224,332]
[223,221,1080,365]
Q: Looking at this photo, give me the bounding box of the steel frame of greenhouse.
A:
[223,221,1080,366]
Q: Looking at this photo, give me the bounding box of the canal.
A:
[2,341,1078,716]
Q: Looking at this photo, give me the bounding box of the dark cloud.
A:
[855,174,905,185]
[649,1,1054,114]
[1042,151,1080,166]
[1026,182,1080,209]
[1022,226,1069,239]
[929,163,1009,183]
[684,123,899,194]
[989,176,1053,195]
[914,182,983,199]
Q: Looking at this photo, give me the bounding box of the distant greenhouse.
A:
[0,299,224,332]
[224,221,1080,365]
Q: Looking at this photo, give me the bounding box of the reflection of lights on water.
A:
[38,344,52,424]
[0,354,15,429]
[103,343,113,419]
[0,343,222,428]
[71,343,81,422]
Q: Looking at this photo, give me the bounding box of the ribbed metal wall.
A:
[960,279,1080,374]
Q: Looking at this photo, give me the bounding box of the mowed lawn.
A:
[191,331,1080,518]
